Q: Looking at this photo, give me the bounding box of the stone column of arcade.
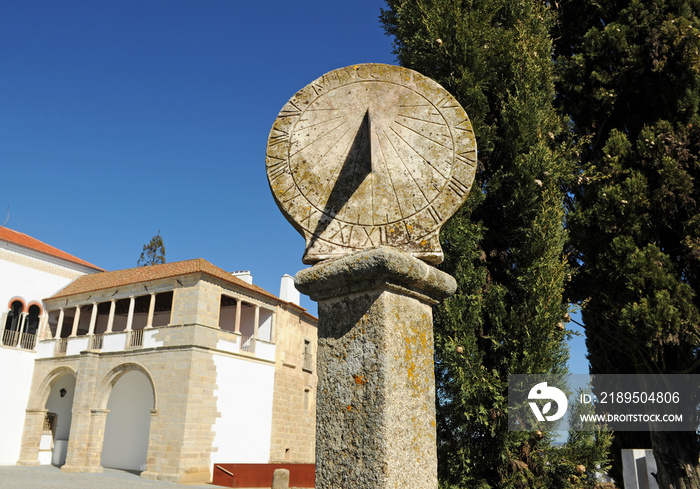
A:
[266,63,478,489]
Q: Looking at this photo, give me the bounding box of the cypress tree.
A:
[382,1,611,486]
[556,0,700,486]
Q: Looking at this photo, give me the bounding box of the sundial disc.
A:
[266,63,477,265]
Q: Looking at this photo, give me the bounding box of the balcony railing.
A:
[20,332,37,350]
[56,338,68,355]
[128,330,144,348]
[89,334,104,350]
[240,335,255,353]
[37,326,275,361]
[1,329,37,350]
[2,329,19,347]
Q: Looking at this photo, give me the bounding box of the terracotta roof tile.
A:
[0,227,103,271]
[48,258,280,302]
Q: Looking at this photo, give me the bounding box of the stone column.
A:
[253,306,260,339]
[125,296,135,332]
[146,293,156,328]
[55,309,65,339]
[87,303,98,336]
[17,312,28,335]
[106,300,115,334]
[70,306,81,337]
[38,313,49,340]
[295,247,456,489]
[270,311,277,343]
[235,300,241,333]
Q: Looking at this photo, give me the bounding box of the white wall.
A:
[45,374,76,442]
[0,250,81,314]
[0,242,93,466]
[210,349,275,466]
[0,348,36,464]
[65,337,89,356]
[258,310,273,342]
[101,371,154,472]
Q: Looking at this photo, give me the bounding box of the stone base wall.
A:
[269,305,317,463]
[18,325,249,484]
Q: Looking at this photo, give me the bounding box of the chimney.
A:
[279,274,300,305]
[232,270,253,284]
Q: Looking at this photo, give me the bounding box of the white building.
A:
[0,227,104,466]
[0,227,317,484]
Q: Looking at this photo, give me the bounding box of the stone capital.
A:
[294,246,456,303]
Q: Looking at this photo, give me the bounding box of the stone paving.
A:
[0,465,216,489]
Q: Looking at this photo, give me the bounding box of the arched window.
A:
[4,300,23,332]
[26,304,41,336]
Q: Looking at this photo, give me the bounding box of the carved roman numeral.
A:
[267,156,288,181]
[356,226,387,247]
[329,224,352,244]
[269,127,289,147]
[300,208,321,230]
[456,150,477,167]
[427,205,442,224]
[448,177,470,198]
[377,225,387,245]
[437,96,459,109]
[279,101,302,118]
[311,77,325,96]
[454,118,473,133]
[278,183,301,204]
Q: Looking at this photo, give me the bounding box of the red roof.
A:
[0,227,103,271]
[48,258,279,302]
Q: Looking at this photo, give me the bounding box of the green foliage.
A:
[137,230,166,267]
[561,389,615,488]
[381,1,607,486]
[557,0,700,485]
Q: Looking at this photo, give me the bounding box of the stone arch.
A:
[25,303,42,336]
[33,366,78,410]
[26,301,43,316]
[6,297,26,312]
[18,366,77,467]
[4,298,25,334]
[95,362,157,411]
[98,363,156,472]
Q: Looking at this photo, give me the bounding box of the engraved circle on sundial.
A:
[266,63,477,265]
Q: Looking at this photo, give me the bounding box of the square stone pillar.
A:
[84,409,109,470]
[295,247,456,489]
[17,409,47,466]
[62,352,103,473]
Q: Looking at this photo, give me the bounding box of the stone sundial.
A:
[266,63,477,264]
[267,63,477,489]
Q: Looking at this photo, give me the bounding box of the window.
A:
[304,388,311,413]
[4,300,23,331]
[303,339,313,372]
[25,304,41,336]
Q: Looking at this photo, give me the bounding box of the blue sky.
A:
[0,0,588,374]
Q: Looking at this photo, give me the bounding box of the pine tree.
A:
[137,231,166,267]
[382,1,610,486]
[556,0,700,486]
